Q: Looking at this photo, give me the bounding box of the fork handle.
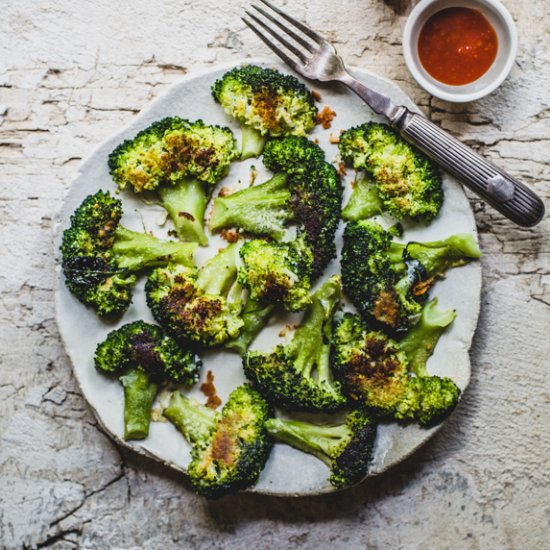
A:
[391,108,544,227]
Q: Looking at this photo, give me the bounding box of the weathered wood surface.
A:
[0,1,548,548]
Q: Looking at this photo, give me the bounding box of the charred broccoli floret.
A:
[61,190,196,317]
[109,117,238,245]
[266,410,376,488]
[243,276,346,412]
[164,384,273,498]
[332,310,459,426]
[341,220,481,332]
[211,65,318,159]
[339,122,443,221]
[145,243,244,346]
[209,136,342,276]
[238,236,313,312]
[94,321,201,440]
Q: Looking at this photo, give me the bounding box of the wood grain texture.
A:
[0,0,548,548]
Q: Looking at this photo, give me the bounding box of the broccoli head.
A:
[212,65,318,158]
[164,384,273,498]
[94,320,201,440]
[339,122,443,221]
[145,243,244,346]
[243,276,346,412]
[332,312,460,426]
[209,137,342,276]
[61,190,196,317]
[109,117,238,245]
[341,220,481,332]
[266,410,376,488]
[262,135,325,175]
[238,236,313,312]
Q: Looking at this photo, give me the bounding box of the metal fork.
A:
[243,0,544,227]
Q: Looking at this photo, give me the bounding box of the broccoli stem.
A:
[266,418,347,466]
[164,391,218,444]
[112,226,197,272]
[240,126,267,160]
[157,177,209,246]
[119,369,158,440]
[225,300,275,355]
[291,278,341,378]
[342,176,384,221]
[195,243,239,296]
[399,298,456,376]
[406,234,482,276]
[208,173,293,239]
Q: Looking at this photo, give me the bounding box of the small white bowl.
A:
[403,0,518,102]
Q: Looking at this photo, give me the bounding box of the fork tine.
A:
[258,0,326,46]
[242,16,303,73]
[251,4,317,54]
[244,11,309,64]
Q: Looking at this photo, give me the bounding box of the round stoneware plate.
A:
[54,59,482,496]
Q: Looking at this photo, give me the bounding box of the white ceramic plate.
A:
[54,59,481,496]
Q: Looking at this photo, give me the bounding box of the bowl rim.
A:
[403,0,518,102]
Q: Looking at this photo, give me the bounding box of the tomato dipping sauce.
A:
[418,7,498,86]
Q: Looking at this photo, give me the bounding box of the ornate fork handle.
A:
[342,76,545,227]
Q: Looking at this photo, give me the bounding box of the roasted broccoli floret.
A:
[244,276,346,412]
[108,117,238,245]
[94,321,201,440]
[164,384,273,498]
[332,311,459,426]
[209,136,342,276]
[145,243,244,346]
[266,410,376,488]
[339,122,443,221]
[211,65,318,159]
[61,190,196,317]
[341,220,481,332]
[238,236,313,312]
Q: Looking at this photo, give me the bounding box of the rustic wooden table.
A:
[1,1,548,548]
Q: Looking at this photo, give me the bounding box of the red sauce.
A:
[418,7,498,86]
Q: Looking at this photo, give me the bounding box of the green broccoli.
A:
[109,117,238,245]
[266,410,376,488]
[224,300,275,355]
[332,310,459,426]
[238,236,313,312]
[164,384,273,498]
[145,243,244,346]
[209,136,342,276]
[61,190,196,317]
[211,65,318,159]
[341,175,384,221]
[339,122,443,221]
[94,321,201,440]
[243,276,346,412]
[398,297,456,376]
[209,173,294,240]
[341,220,481,332]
